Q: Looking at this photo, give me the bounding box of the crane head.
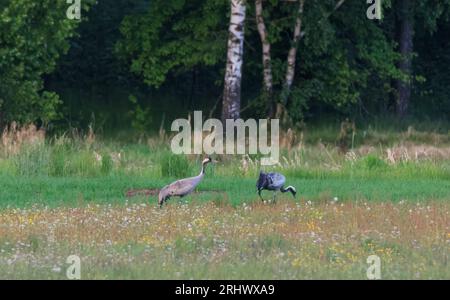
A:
[202,157,212,164]
[158,186,170,207]
[202,156,218,165]
[202,156,218,164]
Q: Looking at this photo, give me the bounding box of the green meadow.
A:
[0,128,450,279]
[2,0,450,281]
[0,128,449,208]
[0,174,449,209]
[0,125,448,279]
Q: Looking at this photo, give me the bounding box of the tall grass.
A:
[1,124,450,179]
[12,143,51,177]
[159,150,191,178]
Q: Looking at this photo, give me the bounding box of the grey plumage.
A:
[256,171,296,202]
[158,157,212,207]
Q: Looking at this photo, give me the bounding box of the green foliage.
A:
[415,0,450,32]
[51,0,138,88]
[413,15,450,117]
[127,95,152,133]
[285,0,404,122]
[116,0,227,88]
[114,0,411,122]
[0,0,92,125]
[0,0,449,129]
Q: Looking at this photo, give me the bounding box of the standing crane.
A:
[158,157,213,207]
[256,171,296,203]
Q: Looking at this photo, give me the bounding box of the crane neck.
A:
[199,161,209,176]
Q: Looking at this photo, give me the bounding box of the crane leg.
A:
[258,190,265,202]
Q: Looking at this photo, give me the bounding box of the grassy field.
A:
[0,124,449,279]
[0,201,448,279]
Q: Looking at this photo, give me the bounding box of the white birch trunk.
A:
[222,0,246,121]
[255,0,272,95]
[284,0,305,98]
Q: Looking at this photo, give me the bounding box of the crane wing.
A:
[267,172,286,189]
[164,176,200,197]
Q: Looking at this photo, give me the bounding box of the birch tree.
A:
[279,0,344,116]
[222,0,247,121]
[255,0,274,116]
[253,0,307,120]
[256,0,347,120]
[277,0,305,119]
[283,0,305,100]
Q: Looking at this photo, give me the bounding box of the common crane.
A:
[158,157,213,207]
[256,171,296,203]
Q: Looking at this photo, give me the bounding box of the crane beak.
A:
[205,156,218,163]
[207,156,218,163]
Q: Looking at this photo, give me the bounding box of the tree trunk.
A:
[283,0,305,98]
[277,0,305,119]
[396,0,414,118]
[222,0,246,121]
[255,0,274,117]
